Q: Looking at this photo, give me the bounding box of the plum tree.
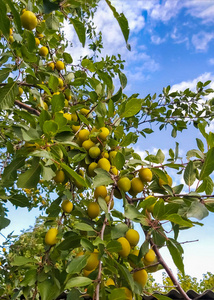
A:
[0,0,214,299]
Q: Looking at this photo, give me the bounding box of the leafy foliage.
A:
[0,0,214,299]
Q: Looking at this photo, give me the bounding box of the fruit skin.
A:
[125,229,139,247]
[159,174,172,187]
[121,287,132,300]
[94,185,107,199]
[109,150,117,164]
[144,249,156,263]
[45,228,58,246]
[98,127,109,140]
[63,113,72,121]
[133,269,148,288]
[131,177,144,194]
[117,237,131,258]
[48,62,55,70]
[2,247,6,252]
[78,129,90,143]
[55,60,65,71]
[9,36,14,43]
[117,177,131,192]
[18,87,23,96]
[72,125,80,132]
[87,202,100,219]
[89,146,101,159]
[39,46,49,57]
[144,256,159,273]
[82,139,95,151]
[105,278,115,286]
[83,268,94,276]
[88,162,98,177]
[21,11,37,30]
[139,168,153,182]
[80,108,90,115]
[61,200,73,213]
[85,250,99,271]
[111,166,118,175]
[58,78,64,88]
[97,158,111,172]
[35,37,40,46]
[54,170,65,183]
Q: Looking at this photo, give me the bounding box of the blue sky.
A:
[1,0,214,285]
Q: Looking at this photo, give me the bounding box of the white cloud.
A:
[149,0,214,23]
[151,35,167,45]
[208,58,214,65]
[171,72,214,92]
[192,31,214,51]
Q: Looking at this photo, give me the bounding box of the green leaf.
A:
[186,201,209,220]
[25,30,35,52]
[118,71,127,89]
[0,68,12,83]
[38,278,60,300]
[11,256,36,266]
[151,168,167,182]
[92,168,114,188]
[5,0,22,33]
[0,216,10,230]
[17,162,41,189]
[74,223,94,232]
[48,75,59,93]
[65,277,92,289]
[199,148,214,180]
[0,82,17,109]
[57,233,80,250]
[98,196,108,213]
[106,240,122,253]
[116,263,134,290]
[124,205,141,221]
[108,289,127,300]
[80,238,94,252]
[111,223,128,239]
[43,0,59,13]
[114,152,125,170]
[41,166,56,181]
[184,161,196,186]
[105,0,130,49]
[9,194,30,207]
[156,149,165,163]
[39,109,51,130]
[0,0,10,37]
[120,98,142,118]
[46,14,59,30]
[97,70,113,89]
[61,163,87,187]
[167,239,184,275]
[63,52,73,64]
[66,255,88,274]
[196,138,204,152]
[43,120,59,136]
[167,214,193,227]
[70,18,86,47]
[2,157,25,184]
[51,93,65,112]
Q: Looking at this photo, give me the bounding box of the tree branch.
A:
[15,100,40,116]
[142,227,191,300]
[93,187,115,300]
